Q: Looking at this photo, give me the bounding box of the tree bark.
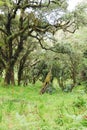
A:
[58,78,65,90]
[40,70,52,94]
[4,64,15,85]
[72,71,76,86]
[18,66,23,86]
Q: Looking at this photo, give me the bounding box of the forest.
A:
[0,0,87,129]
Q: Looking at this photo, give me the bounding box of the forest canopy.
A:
[0,0,87,89]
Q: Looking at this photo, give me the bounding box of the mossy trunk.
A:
[58,78,65,90]
[4,64,15,85]
[40,70,52,94]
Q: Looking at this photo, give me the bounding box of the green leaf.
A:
[0,1,5,6]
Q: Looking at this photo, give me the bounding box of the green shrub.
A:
[0,111,2,122]
[73,96,86,108]
[81,117,87,127]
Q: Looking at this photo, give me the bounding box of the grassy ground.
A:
[0,82,87,130]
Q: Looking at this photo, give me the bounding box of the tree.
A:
[0,0,79,85]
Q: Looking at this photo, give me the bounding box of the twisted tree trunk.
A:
[40,70,52,94]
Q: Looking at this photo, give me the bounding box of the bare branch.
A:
[30,60,40,67]
[29,33,56,51]
[62,21,77,33]
[63,28,77,33]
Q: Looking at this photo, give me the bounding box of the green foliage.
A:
[74,2,87,27]
[81,117,87,127]
[73,96,86,108]
[0,83,86,129]
[19,102,27,115]
[5,100,15,113]
[0,1,5,6]
[0,111,2,123]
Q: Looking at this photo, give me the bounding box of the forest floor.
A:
[0,81,87,130]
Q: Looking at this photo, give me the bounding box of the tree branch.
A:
[0,47,8,61]
[0,59,6,68]
[22,0,52,9]
[11,0,21,19]
[29,33,57,52]
[0,27,8,35]
[7,25,28,41]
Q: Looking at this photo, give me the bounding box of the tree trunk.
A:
[72,71,76,86]
[18,67,23,86]
[40,70,52,94]
[32,76,36,84]
[40,83,49,94]
[58,78,65,90]
[4,65,15,85]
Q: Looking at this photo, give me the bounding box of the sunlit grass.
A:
[0,82,87,130]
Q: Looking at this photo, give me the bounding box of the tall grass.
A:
[0,82,87,130]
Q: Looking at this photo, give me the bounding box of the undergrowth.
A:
[0,82,87,130]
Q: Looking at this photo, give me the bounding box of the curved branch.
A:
[11,0,21,19]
